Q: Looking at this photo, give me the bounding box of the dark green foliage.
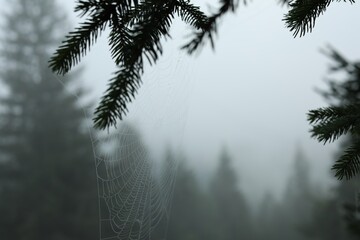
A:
[0,0,98,239]
[181,0,240,54]
[308,105,360,144]
[332,142,360,180]
[309,47,360,180]
[284,0,355,37]
[49,0,242,129]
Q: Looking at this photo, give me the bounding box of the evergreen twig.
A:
[284,0,354,37]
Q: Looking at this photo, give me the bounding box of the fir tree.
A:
[309,47,360,238]
[256,192,281,240]
[280,147,314,240]
[211,148,254,240]
[166,156,214,240]
[0,0,98,239]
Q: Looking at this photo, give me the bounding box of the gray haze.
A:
[4,0,360,202]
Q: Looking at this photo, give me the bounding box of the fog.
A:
[1,0,360,239]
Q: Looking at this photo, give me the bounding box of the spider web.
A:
[91,47,194,240]
[54,41,195,240]
[93,125,176,240]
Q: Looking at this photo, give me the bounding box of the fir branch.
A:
[309,47,360,180]
[308,105,359,124]
[93,65,142,129]
[181,0,241,54]
[332,142,360,180]
[308,105,360,144]
[321,46,350,72]
[125,1,175,66]
[310,115,357,144]
[94,1,177,129]
[284,0,355,37]
[108,26,132,66]
[316,46,360,107]
[176,0,208,30]
[49,9,111,74]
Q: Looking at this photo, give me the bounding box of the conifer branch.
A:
[308,105,359,125]
[284,0,355,37]
[49,10,110,74]
[108,26,131,66]
[308,105,360,144]
[176,1,208,30]
[332,142,360,180]
[94,1,177,129]
[321,46,350,72]
[309,47,360,180]
[181,0,242,54]
[75,0,102,17]
[93,65,142,129]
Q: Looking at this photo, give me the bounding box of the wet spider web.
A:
[93,124,177,240]
[91,49,194,240]
[55,41,195,239]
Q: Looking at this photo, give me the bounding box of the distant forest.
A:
[1,0,360,240]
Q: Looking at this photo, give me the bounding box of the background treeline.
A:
[1,0,360,240]
[161,142,360,240]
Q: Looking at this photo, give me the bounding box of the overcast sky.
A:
[3,0,360,202]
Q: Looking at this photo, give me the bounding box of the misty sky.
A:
[2,0,360,202]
